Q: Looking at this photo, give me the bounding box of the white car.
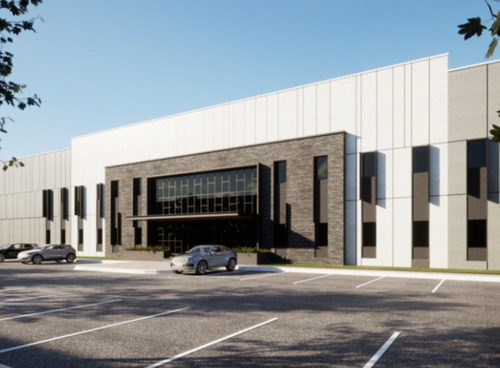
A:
[170,245,237,275]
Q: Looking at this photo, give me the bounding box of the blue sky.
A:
[1,0,498,160]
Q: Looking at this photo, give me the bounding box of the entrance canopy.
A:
[126,212,256,222]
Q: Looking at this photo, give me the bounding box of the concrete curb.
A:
[72,259,500,282]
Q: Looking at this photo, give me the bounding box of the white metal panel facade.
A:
[393,197,413,267]
[411,60,430,146]
[0,149,71,246]
[375,198,394,266]
[68,54,451,264]
[430,195,449,269]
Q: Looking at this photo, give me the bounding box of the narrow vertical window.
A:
[412,146,430,268]
[467,139,487,261]
[274,161,287,247]
[74,186,85,251]
[42,190,53,244]
[60,188,68,243]
[96,183,104,251]
[133,178,142,246]
[42,189,53,220]
[361,152,376,258]
[61,188,68,220]
[314,156,328,257]
[74,186,85,217]
[111,180,121,247]
[133,178,141,216]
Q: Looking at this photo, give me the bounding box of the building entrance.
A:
[147,219,257,254]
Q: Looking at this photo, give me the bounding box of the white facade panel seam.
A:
[428,59,431,144]
[376,71,379,150]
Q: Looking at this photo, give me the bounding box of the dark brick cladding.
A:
[105,132,345,264]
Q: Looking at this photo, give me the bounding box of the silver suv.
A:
[17,244,76,265]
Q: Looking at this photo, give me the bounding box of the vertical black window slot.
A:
[274,161,287,247]
[61,188,69,220]
[110,180,120,246]
[466,139,487,261]
[361,152,377,258]
[314,156,328,256]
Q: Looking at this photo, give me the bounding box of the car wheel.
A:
[66,253,76,263]
[195,261,207,275]
[0,254,4,262]
[226,258,236,272]
[32,255,43,265]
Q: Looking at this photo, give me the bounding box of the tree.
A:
[0,0,42,171]
[458,0,500,58]
[458,0,500,141]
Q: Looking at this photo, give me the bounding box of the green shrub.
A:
[233,246,270,254]
[125,245,169,253]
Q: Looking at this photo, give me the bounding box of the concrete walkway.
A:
[72,259,500,283]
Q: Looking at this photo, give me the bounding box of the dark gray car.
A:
[17,244,76,264]
[170,245,237,275]
[0,243,37,262]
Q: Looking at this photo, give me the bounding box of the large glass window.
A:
[149,167,258,216]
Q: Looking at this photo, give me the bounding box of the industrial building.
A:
[1,54,499,269]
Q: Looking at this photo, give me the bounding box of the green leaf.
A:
[2,157,24,171]
[490,124,500,143]
[491,13,500,37]
[485,37,498,59]
[458,17,487,40]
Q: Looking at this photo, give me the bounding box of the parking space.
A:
[0,262,499,367]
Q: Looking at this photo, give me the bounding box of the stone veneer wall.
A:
[105,132,345,264]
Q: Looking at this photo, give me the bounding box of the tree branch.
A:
[485,0,497,18]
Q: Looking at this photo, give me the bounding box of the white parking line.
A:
[0,307,190,354]
[0,299,122,322]
[240,273,280,281]
[356,276,385,289]
[0,292,71,304]
[363,331,401,368]
[293,274,333,285]
[145,317,279,367]
[432,279,445,293]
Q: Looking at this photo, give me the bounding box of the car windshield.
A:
[36,245,50,250]
[187,246,211,255]
[0,244,13,250]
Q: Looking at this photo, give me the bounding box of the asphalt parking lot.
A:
[0,260,499,368]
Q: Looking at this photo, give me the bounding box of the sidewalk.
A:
[74,259,171,275]
[73,259,500,282]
